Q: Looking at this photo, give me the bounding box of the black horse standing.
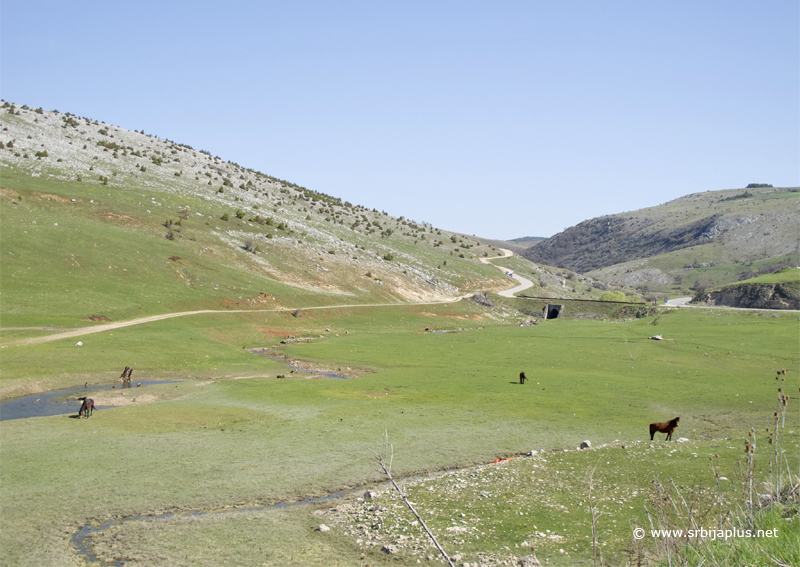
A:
[519,371,528,384]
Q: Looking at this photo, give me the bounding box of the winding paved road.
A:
[479,248,535,297]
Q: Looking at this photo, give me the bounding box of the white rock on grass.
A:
[579,440,591,449]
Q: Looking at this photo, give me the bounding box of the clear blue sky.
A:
[2,1,797,239]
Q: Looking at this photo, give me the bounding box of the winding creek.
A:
[1,349,349,422]
[249,348,351,379]
[5,351,358,563]
[71,489,361,566]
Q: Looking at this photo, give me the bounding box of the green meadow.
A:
[1,109,797,566]
[1,303,797,566]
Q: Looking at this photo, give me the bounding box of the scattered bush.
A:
[243,239,260,254]
[221,213,229,221]
[97,140,122,151]
[600,290,627,302]
[721,191,754,202]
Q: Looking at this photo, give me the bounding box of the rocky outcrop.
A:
[692,283,799,310]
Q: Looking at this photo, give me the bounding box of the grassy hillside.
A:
[524,187,800,294]
[0,103,526,327]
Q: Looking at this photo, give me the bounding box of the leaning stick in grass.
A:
[376,436,455,567]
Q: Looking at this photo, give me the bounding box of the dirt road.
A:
[3,299,468,348]
[4,250,534,348]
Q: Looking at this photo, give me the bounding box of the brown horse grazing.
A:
[519,371,528,384]
[77,397,95,418]
[650,417,679,441]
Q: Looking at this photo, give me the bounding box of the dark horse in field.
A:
[650,417,679,441]
[519,371,528,384]
[77,397,95,418]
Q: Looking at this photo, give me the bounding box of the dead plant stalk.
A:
[375,434,455,567]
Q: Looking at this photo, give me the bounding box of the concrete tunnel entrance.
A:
[543,304,563,320]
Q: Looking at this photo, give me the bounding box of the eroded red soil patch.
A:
[418,312,483,320]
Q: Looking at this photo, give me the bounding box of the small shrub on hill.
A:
[243,239,260,254]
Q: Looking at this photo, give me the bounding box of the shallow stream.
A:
[249,348,350,379]
[0,381,183,421]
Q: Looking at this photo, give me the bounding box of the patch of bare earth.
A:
[93,211,137,225]
[418,312,483,321]
[32,191,72,203]
[90,393,159,407]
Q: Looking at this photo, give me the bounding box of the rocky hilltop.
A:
[522,188,799,273]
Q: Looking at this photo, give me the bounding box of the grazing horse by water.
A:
[77,397,95,418]
[650,417,679,441]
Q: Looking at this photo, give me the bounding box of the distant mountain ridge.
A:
[509,236,547,243]
[522,188,799,274]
